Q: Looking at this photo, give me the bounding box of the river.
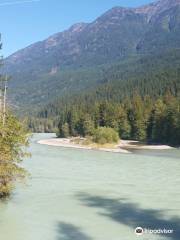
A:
[0,134,180,240]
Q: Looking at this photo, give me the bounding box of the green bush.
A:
[92,127,119,144]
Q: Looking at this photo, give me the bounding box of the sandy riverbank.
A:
[38,138,130,153]
[38,138,174,153]
[119,140,173,150]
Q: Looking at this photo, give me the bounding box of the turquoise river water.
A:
[0,133,180,240]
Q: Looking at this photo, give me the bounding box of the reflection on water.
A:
[0,134,180,240]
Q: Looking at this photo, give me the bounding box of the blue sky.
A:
[0,0,155,56]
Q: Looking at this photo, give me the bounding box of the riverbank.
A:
[38,138,130,153]
[119,140,174,150]
[38,137,174,153]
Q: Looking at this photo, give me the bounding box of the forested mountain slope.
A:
[33,48,180,118]
[4,0,180,109]
[27,48,180,146]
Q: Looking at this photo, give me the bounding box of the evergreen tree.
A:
[0,40,29,198]
[129,95,146,141]
[76,114,94,137]
[150,99,167,143]
[118,106,131,139]
[0,112,29,197]
[67,109,79,136]
[57,122,70,138]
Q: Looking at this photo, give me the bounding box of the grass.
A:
[71,137,119,149]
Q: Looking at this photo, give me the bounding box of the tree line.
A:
[29,92,180,146]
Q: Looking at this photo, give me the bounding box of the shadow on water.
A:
[76,193,180,240]
[57,222,92,240]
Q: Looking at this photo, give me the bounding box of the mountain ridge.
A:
[4,0,180,110]
[6,0,180,65]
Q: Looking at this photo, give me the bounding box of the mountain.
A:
[30,48,180,145]
[4,0,180,110]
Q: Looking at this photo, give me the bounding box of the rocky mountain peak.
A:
[5,0,180,77]
[69,22,88,33]
[4,0,180,109]
[135,0,180,21]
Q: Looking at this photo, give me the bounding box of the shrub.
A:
[92,127,119,144]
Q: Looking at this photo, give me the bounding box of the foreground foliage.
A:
[0,114,29,197]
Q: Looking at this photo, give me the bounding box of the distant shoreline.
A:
[38,138,174,153]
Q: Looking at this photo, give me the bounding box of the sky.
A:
[0,0,155,57]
